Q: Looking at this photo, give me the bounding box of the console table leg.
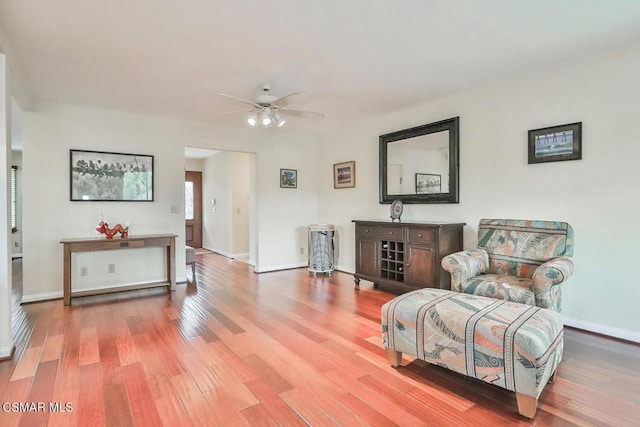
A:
[63,244,71,306]
[354,277,360,290]
[168,236,176,291]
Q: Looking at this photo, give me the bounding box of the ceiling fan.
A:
[215,84,325,128]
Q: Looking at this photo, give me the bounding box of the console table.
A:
[60,234,177,305]
[352,220,465,294]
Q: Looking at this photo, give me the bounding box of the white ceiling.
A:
[2,1,640,134]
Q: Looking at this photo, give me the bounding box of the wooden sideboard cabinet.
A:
[352,220,465,294]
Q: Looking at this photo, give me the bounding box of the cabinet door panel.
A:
[356,238,378,277]
[406,244,435,288]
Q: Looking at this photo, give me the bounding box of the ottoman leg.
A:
[515,393,538,419]
[386,348,402,367]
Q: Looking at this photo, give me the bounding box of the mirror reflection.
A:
[379,116,459,204]
[386,131,450,195]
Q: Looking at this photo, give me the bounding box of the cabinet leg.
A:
[354,277,360,290]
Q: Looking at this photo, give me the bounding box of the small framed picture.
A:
[333,161,356,189]
[528,122,582,164]
[280,168,297,188]
[415,173,441,194]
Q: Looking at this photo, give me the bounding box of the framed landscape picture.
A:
[415,173,441,194]
[280,168,297,188]
[70,149,154,201]
[333,160,356,189]
[528,122,582,164]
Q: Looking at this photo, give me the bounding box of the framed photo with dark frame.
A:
[528,122,582,164]
[280,168,297,188]
[333,160,356,189]
[70,149,154,201]
[415,173,441,194]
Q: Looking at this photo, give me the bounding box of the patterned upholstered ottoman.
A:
[381,288,563,418]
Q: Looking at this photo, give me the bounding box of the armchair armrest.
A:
[532,256,575,311]
[441,249,490,292]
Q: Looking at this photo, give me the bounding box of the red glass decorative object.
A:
[96,220,129,239]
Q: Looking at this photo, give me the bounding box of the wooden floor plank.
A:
[154,394,193,427]
[115,326,140,366]
[207,363,259,410]
[9,346,43,381]
[0,378,31,427]
[47,387,78,426]
[40,334,64,363]
[169,372,218,426]
[1,256,639,426]
[242,379,307,426]
[122,363,163,426]
[17,360,58,426]
[78,327,100,367]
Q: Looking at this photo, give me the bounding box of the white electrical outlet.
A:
[300,247,304,255]
[108,264,115,273]
[80,267,88,277]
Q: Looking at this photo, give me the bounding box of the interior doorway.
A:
[184,148,257,267]
[185,171,202,248]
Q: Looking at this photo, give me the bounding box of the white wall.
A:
[231,152,250,255]
[202,151,232,254]
[317,43,640,341]
[184,158,204,172]
[21,103,319,300]
[202,151,253,258]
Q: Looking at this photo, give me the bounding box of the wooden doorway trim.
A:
[185,171,202,248]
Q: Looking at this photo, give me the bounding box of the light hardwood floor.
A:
[1,255,639,426]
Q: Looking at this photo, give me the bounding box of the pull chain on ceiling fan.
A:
[215,84,325,128]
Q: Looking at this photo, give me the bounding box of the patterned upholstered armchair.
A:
[441,219,574,312]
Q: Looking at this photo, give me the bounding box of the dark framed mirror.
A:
[379,117,459,204]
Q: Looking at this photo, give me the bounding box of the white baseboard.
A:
[563,316,640,343]
[203,247,251,260]
[21,291,63,303]
[203,247,233,259]
[335,265,355,274]
[20,279,185,303]
[254,262,307,273]
[0,343,15,358]
[233,252,250,259]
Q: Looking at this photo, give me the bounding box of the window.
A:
[185,181,194,220]
[11,166,17,232]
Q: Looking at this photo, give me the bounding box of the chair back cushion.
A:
[478,219,573,278]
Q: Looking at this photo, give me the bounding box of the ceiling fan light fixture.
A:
[260,110,272,127]
[215,85,324,129]
[273,112,286,127]
[246,113,257,127]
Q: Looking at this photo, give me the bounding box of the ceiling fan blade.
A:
[216,93,260,108]
[211,109,254,117]
[281,109,325,120]
[272,92,304,108]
